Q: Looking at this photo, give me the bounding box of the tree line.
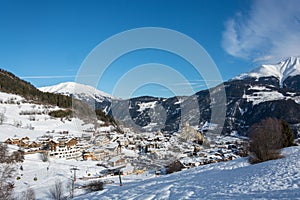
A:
[0,69,71,108]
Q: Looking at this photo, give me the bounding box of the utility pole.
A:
[70,166,79,198]
[118,170,123,186]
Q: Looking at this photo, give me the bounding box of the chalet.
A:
[48,140,59,151]
[18,140,28,148]
[83,151,95,160]
[4,138,13,145]
[38,136,51,144]
[93,149,110,160]
[81,133,92,141]
[108,156,126,167]
[5,137,43,151]
[66,138,78,147]
[12,138,21,145]
[48,137,81,159]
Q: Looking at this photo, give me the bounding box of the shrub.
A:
[49,109,72,118]
[248,118,284,164]
[166,160,185,174]
[281,120,294,147]
[85,181,104,192]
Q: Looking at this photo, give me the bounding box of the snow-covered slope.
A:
[0,92,92,141]
[236,56,300,86]
[75,146,300,199]
[39,82,116,102]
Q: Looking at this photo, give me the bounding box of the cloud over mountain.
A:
[222,0,300,63]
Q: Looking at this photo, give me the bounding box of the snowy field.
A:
[0,92,93,141]
[13,154,107,199]
[75,147,300,200]
[12,153,157,200]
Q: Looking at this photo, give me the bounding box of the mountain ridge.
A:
[4,56,300,135]
[235,56,300,87]
[39,81,116,100]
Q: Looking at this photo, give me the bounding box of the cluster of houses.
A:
[4,124,248,176]
[4,133,82,160]
[183,136,247,168]
[5,137,42,149]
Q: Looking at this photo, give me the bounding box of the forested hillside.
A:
[0,69,116,125]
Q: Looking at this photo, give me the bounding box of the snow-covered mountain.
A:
[235,56,300,87]
[39,82,115,100]
[109,57,300,135]
[39,82,116,113]
[37,57,300,135]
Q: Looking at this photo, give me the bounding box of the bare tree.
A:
[0,143,9,163]
[248,118,284,164]
[0,144,24,163]
[0,143,24,199]
[0,108,6,125]
[49,179,66,200]
[0,112,6,125]
[0,164,16,200]
[11,151,24,163]
[41,152,49,162]
[22,187,36,200]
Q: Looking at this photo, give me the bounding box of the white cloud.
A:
[222,0,300,63]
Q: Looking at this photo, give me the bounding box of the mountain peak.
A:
[39,82,116,100]
[235,56,300,86]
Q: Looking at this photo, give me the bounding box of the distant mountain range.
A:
[39,57,300,135]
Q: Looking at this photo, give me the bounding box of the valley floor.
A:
[74,146,300,200]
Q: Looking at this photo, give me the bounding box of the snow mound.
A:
[75,146,300,199]
[235,56,300,87]
[0,92,24,102]
[39,82,116,100]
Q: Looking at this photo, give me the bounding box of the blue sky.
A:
[1,0,300,98]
